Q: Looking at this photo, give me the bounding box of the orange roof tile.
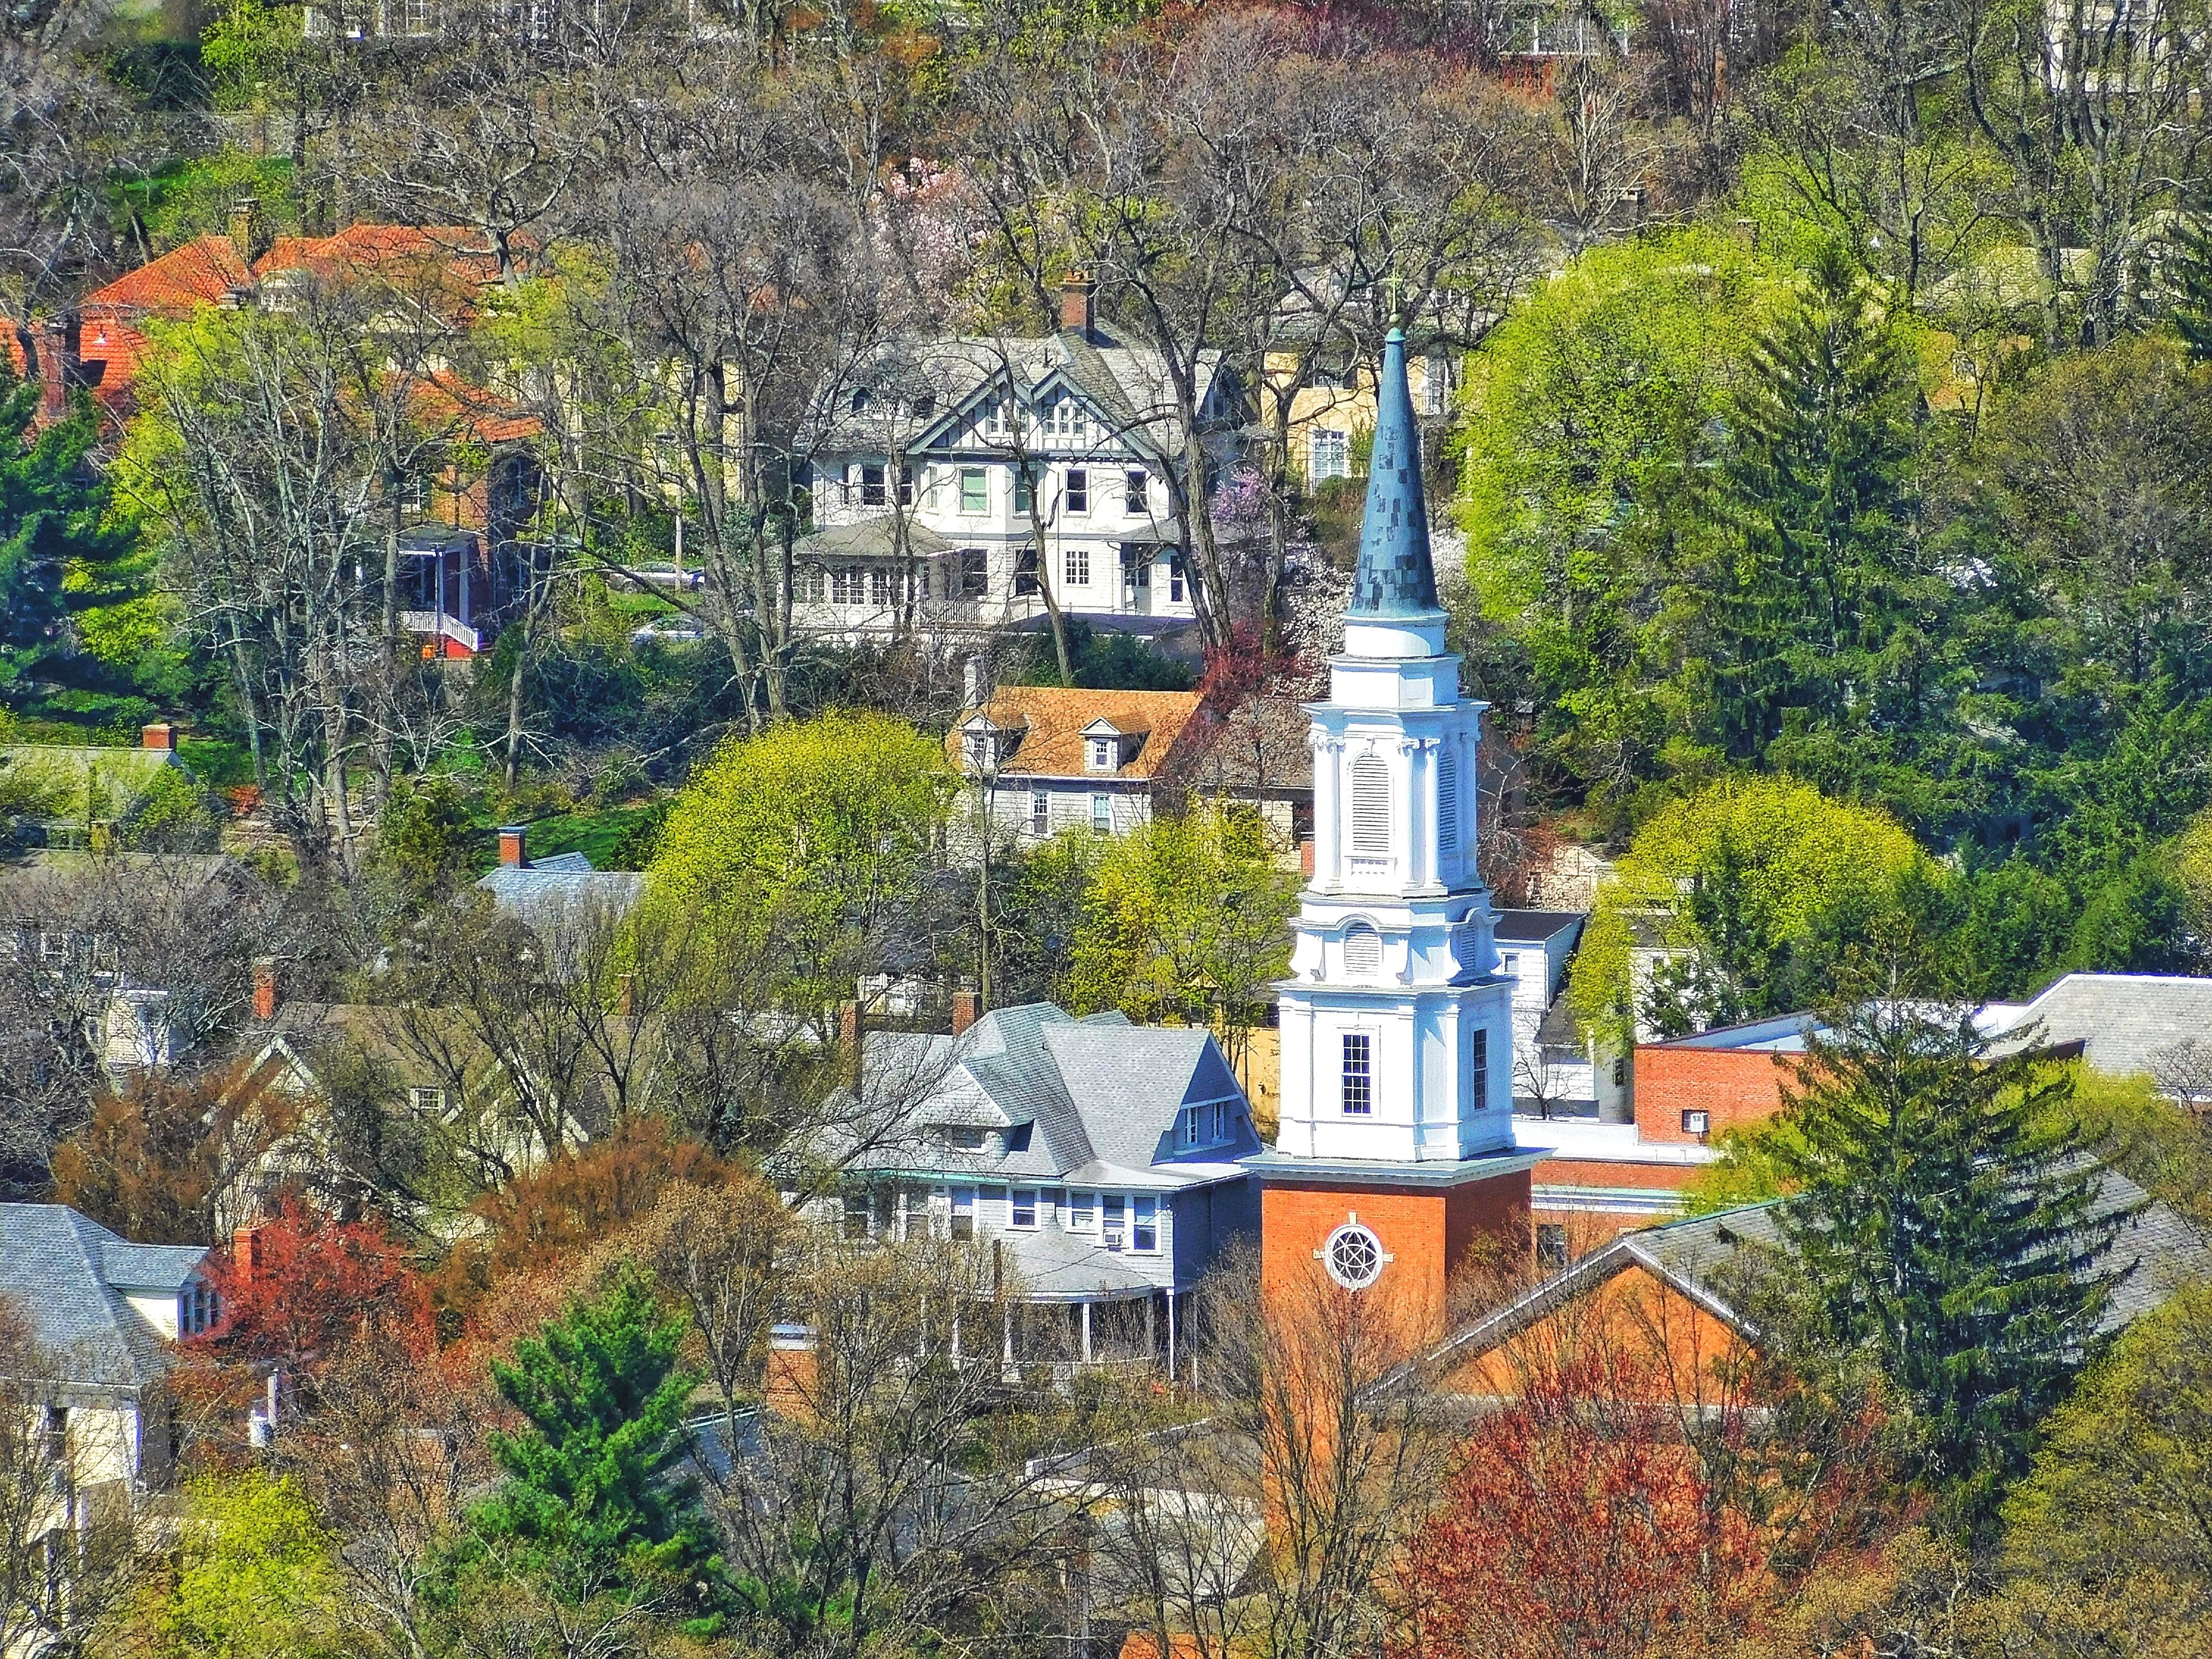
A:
[84,235,252,316]
[950,686,1205,780]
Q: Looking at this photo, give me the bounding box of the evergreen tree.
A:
[2171,212,2212,364]
[1707,244,1935,763]
[471,1269,718,1617]
[1772,998,2131,1526]
[0,370,137,697]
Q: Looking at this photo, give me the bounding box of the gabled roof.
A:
[820,327,1224,466]
[84,225,503,321]
[1425,1170,2212,1381]
[947,687,1204,780]
[848,1002,1257,1188]
[0,1204,207,1390]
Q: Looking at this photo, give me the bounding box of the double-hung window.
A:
[1014,467,1034,515]
[1011,1189,1037,1228]
[860,463,887,507]
[1064,543,1090,586]
[1124,469,1149,514]
[949,1186,975,1240]
[1065,469,1089,515]
[1029,791,1049,837]
[1132,1196,1158,1253]
[1090,793,1112,833]
[1311,428,1350,481]
[1102,1194,1126,1251]
[959,467,989,514]
[1065,1190,1095,1231]
[1342,1033,1373,1116]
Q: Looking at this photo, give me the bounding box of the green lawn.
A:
[516,802,666,871]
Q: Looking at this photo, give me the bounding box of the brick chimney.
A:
[232,1224,264,1289]
[615,973,635,1017]
[497,824,527,868]
[141,721,176,752]
[36,315,80,424]
[839,999,862,1086]
[1060,271,1096,340]
[251,957,279,1022]
[951,990,981,1037]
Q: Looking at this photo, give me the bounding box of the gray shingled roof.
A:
[475,865,646,930]
[992,1225,1163,1301]
[0,1204,206,1390]
[1494,909,1587,944]
[847,1002,1257,1189]
[1987,973,2212,1079]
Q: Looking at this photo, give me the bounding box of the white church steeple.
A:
[1274,329,1514,1164]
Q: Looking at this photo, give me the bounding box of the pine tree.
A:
[1772,999,2130,1525]
[473,1269,717,1615]
[1707,245,1930,762]
[2170,212,2212,363]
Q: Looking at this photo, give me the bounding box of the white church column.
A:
[1312,735,1340,890]
[1405,739,1434,891]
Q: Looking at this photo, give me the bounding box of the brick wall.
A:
[1635,1046,1792,1144]
[1259,1170,1531,1340]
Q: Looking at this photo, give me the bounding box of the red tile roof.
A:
[84,235,253,316]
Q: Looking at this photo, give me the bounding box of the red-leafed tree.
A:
[201,1196,434,1375]
[1399,1345,1763,1659]
[1396,1300,1896,1659]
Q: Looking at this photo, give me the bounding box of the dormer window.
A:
[942,1125,988,1151]
[180,1278,219,1338]
[1088,736,1116,771]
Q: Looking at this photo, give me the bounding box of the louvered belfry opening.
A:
[1344,922,1381,976]
[1350,753,1390,855]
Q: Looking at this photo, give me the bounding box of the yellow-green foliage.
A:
[645,711,955,1004]
[1060,804,1297,1048]
[1568,775,1930,1044]
[1458,227,1785,628]
[136,1472,342,1659]
[2175,804,2212,940]
[1995,1280,2212,1643]
[2059,1065,2212,1229]
[1682,1114,1811,1215]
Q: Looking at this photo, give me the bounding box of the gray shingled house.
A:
[0,1204,215,1503]
[822,1002,1262,1371]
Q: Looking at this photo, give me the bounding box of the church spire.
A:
[1347,328,1440,619]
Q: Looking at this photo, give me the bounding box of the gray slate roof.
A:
[849,1002,1257,1190]
[0,1204,206,1390]
[1986,973,2212,1079]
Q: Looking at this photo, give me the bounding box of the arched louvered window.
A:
[1350,753,1390,856]
[1343,922,1381,977]
[1437,747,1461,855]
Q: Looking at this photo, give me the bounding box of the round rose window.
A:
[1323,1220,1387,1290]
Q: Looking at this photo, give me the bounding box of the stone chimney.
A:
[839,999,862,1087]
[36,315,80,424]
[228,198,271,266]
[497,825,527,868]
[951,990,981,1037]
[141,721,176,752]
[1059,271,1096,340]
[252,957,279,1022]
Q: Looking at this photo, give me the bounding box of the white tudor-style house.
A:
[795,276,1238,642]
